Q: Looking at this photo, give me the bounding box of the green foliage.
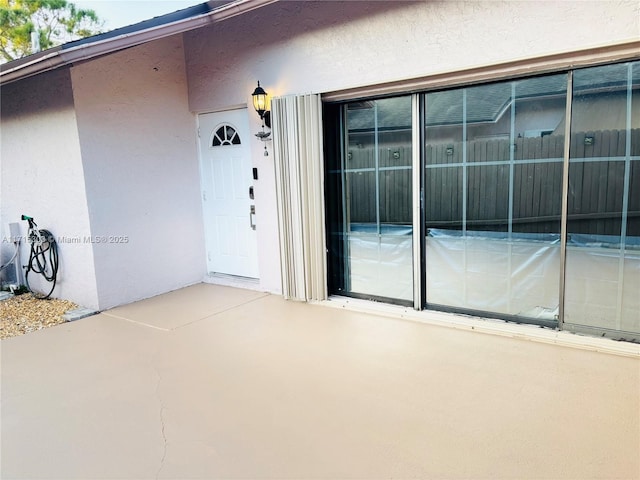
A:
[0,0,103,62]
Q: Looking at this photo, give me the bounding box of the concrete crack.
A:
[154,367,168,480]
[156,406,167,479]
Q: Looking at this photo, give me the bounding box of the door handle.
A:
[249,205,256,230]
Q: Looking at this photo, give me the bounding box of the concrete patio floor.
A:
[1,283,639,479]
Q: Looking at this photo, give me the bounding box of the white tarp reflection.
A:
[425,229,561,319]
[345,225,639,334]
[565,246,640,333]
[347,225,413,301]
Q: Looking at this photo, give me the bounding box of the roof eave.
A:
[0,0,279,86]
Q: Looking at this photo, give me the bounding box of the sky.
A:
[74,0,201,30]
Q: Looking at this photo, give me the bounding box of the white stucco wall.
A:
[183,0,639,297]
[0,68,99,308]
[184,0,640,108]
[70,34,204,310]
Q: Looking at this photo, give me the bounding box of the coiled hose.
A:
[24,225,59,299]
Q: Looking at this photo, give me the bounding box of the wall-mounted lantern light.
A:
[252,81,271,155]
[252,81,271,128]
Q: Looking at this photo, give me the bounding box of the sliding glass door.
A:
[564,63,640,336]
[423,75,566,324]
[326,96,414,304]
[324,59,639,339]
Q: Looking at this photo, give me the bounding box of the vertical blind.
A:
[271,94,327,301]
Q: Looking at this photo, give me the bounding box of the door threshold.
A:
[204,273,262,292]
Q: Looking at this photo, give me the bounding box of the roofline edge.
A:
[0,0,279,85]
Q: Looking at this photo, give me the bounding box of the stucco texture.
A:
[70,34,205,310]
[184,0,640,111]
[0,68,99,309]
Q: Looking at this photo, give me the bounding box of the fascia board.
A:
[0,0,279,85]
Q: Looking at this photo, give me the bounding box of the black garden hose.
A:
[24,222,59,300]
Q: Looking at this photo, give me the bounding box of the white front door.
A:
[199,109,259,279]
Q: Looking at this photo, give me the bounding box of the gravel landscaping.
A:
[0,294,77,340]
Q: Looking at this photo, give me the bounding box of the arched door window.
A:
[211,124,241,146]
